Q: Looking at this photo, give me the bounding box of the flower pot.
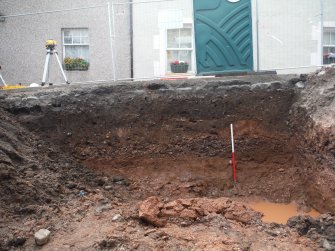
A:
[64,64,89,71]
[171,64,189,73]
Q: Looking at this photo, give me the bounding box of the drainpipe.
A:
[256,0,260,72]
[130,0,134,79]
[320,0,324,66]
[107,2,117,81]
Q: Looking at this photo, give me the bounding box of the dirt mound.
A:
[0,108,47,209]
[0,107,101,250]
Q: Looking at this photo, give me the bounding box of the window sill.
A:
[166,72,194,76]
[63,65,90,71]
[65,68,89,72]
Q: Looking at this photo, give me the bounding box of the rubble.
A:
[140,197,262,226]
[287,214,335,249]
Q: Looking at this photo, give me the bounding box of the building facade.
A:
[0,0,131,85]
[132,0,335,77]
[1,0,335,85]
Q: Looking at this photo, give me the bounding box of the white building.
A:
[132,0,335,78]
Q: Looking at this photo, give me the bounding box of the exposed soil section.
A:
[290,67,335,213]
[85,154,305,205]
[0,72,334,250]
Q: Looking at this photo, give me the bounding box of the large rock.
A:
[34,229,51,246]
[139,196,166,227]
[140,197,261,225]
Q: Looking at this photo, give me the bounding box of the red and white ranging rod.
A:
[230,124,237,184]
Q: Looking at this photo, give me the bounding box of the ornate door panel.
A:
[194,0,253,74]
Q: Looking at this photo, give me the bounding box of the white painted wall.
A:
[132,0,193,79]
[256,0,322,74]
[132,0,335,77]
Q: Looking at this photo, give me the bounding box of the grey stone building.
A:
[0,0,131,85]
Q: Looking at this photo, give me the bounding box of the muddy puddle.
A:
[250,201,320,224]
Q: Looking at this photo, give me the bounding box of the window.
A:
[166,24,193,72]
[62,28,89,71]
[323,29,335,65]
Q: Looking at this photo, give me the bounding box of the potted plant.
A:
[170,60,189,73]
[64,57,89,71]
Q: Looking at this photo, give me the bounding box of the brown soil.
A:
[0,72,334,250]
[85,154,304,204]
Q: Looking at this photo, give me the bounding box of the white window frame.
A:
[62,28,90,62]
[323,28,335,65]
[165,23,195,74]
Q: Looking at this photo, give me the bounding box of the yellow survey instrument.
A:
[45,39,57,49]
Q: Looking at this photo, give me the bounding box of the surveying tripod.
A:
[42,40,70,86]
[0,65,7,87]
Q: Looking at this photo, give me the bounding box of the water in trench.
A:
[249,201,320,224]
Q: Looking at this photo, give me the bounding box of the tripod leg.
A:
[0,73,7,87]
[55,52,70,84]
[42,52,51,86]
[48,55,52,85]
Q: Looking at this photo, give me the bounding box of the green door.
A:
[194,0,253,75]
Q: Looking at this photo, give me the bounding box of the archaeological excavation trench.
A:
[1,72,335,250]
[1,73,334,218]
